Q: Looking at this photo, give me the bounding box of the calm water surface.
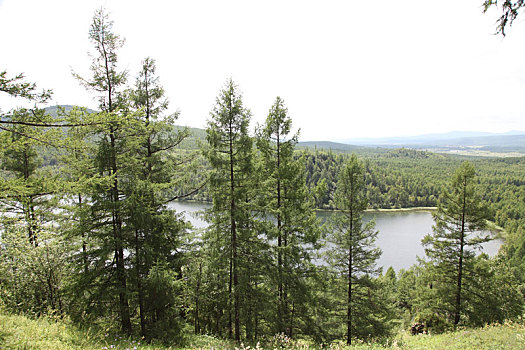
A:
[169,201,502,272]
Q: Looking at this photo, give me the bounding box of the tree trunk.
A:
[79,194,88,274]
[135,229,146,338]
[228,113,240,342]
[195,262,202,334]
[347,205,354,345]
[110,126,132,335]
[276,131,284,334]
[228,248,233,339]
[454,181,467,328]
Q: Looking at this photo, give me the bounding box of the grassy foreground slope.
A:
[1,312,524,350]
[395,322,525,350]
[0,313,104,350]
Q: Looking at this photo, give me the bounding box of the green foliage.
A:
[68,8,135,335]
[124,56,192,340]
[325,155,393,344]
[73,8,127,112]
[2,309,525,349]
[202,79,256,341]
[483,0,525,36]
[0,312,104,350]
[64,10,192,341]
[256,96,321,338]
[399,321,525,350]
[0,70,52,103]
[141,263,185,341]
[0,107,63,254]
[421,162,491,327]
[2,5,525,347]
[466,255,524,326]
[301,150,449,210]
[0,224,69,316]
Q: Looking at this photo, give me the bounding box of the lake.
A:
[169,201,502,272]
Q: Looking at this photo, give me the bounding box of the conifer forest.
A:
[1,5,525,349]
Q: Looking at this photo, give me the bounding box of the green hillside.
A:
[44,105,97,117]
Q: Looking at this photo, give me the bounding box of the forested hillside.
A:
[1,8,525,349]
[183,140,525,242]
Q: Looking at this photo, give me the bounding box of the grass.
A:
[0,313,169,350]
[1,312,524,349]
[396,321,525,349]
[0,312,104,349]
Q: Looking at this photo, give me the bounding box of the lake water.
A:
[169,201,502,272]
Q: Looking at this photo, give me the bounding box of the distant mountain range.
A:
[41,106,524,156]
[300,131,525,156]
[44,105,97,117]
[337,131,525,146]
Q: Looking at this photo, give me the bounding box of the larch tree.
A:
[0,108,66,317]
[203,79,254,341]
[256,96,319,337]
[72,8,134,334]
[126,56,190,340]
[0,72,54,245]
[0,71,52,105]
[422,161,490,328]
[1,109,50,245]
[0,72,73,317]
[327,154,382,345]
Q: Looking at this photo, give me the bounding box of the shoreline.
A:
[173,200,506,239]
[315,206,437,214]
[176,200,438,214]
[366,206,437,213]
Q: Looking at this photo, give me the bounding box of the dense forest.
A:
[1,8,525,348]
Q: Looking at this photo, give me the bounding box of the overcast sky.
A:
[1,0,525,141]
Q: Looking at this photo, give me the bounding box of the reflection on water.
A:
[169,201,210,229]
[169,201,502,272]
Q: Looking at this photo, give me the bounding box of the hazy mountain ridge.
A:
[313,131,525,155]
[338,130,525,147]
[44,105,97,117]
[42,106,525,155]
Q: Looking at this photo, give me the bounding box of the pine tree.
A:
[421,161,490,328]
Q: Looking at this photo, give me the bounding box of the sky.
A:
[1,0,525,141]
